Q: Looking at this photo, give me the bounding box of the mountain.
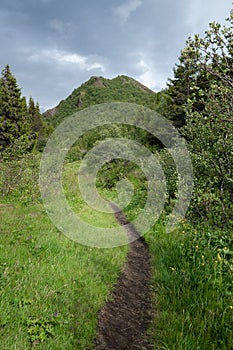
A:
[44,75,159,126]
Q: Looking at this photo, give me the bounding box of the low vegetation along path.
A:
[95,203,153,350]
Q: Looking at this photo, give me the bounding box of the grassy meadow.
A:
[0,158,232,349]
[0,160,128,349]
[123,183,233,350]
[145,224,232,350]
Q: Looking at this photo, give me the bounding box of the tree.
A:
[178,11,233,224]
[0,64,31,151]
[164,37,213,128]
[28,97,44,135]
[28,96,54,150]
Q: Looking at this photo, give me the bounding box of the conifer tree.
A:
[164,40,211,128]
[28,96,53,150]
[0,64,31,151]
[28,96,45,137]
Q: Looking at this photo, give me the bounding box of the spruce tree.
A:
[28,96,46,142]
[164,40,211,128]
[28,96,54,150]
[28,97,44,134]
[0,64,31,151]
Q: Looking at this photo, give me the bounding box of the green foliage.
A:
[164,40,212,128]
[28,97,43,137]
[64,120,163,167]
[180,14,233,225]
[28,96,53,151]
[1,134,36,161]
[183,85,233,224]
[165,9,233,225]
[26,317,58,344]
[146,223,233,350]
[0,65,52,153]
[158,149,178,201]
[97,159,147,195]
[0,64,32,151]
[164,15,233,128]
[0,145,40,200]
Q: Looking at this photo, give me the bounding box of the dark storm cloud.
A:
[0,0,232,109]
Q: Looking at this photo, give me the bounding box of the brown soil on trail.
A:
[95,206,153,350]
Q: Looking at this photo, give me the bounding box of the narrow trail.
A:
[95,204,153,350]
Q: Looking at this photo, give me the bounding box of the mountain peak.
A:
[83,76,108,88]
[45,75,158,125]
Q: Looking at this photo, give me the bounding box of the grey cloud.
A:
[0,0,232,110]
[49,19,78,39]
[114,0,142,23]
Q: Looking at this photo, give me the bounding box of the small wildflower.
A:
[229,306,233,310]
[217,253,222,262]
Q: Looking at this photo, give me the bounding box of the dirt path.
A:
[95,204,153,350]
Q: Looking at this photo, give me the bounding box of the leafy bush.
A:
[0,137,40,201]
[26,316,58,345]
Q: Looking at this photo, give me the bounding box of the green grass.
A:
[143,223,233,350]
[1,156,232,349]
[122,185,233,350]
[62,161,119,228]
[0,161,128,349]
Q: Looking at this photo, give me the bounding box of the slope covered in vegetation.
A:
[44,75,159,126]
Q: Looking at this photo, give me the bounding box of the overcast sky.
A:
[0,0,232,110]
